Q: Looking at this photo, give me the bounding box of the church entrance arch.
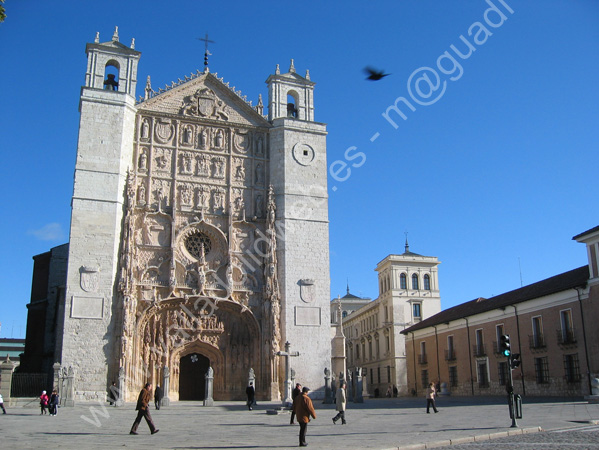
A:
[179,353,209,400]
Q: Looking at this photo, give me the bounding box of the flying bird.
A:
[364,66,390,81]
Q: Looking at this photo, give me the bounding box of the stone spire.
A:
[289,59,295,73]
[112,26,119,42]
[144,76,152,100]
[94,32,100,43]
[256,94,264,115]
[275,64,280,75]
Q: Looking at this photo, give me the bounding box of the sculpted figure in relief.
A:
[197,155,210,177]
[139,152,148,170]
[215,129,224,148]
[213,157,225,178]
[255,164,264,185]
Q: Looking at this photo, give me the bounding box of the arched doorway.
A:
[179,353,210,400]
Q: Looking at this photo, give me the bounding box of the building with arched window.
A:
[336,240,441,396]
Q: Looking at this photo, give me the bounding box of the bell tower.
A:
[266,60,331,399]
[58,28,141,400]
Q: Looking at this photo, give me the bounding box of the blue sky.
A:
[1,1,597,338]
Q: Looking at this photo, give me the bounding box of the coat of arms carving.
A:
[299,278,316,303]
[181,88,229,121]
[80,266,100,293]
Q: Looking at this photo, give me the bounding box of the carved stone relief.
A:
[154,119,174,144]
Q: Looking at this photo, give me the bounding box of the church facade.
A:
[23,28,331,403]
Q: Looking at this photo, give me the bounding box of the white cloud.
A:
[28,222,65,241]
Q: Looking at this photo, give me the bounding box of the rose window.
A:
[185,232,212,259]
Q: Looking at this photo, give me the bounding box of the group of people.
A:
[124,379,438,446]
[39,390,59,416]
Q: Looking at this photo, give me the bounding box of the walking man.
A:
[245,382,255,410]
[332,381,347,424]
[154,385,163,410]
[290,383,301,424]
[0,392,6,414]
[130,383,159,435]
[292,386,316,447]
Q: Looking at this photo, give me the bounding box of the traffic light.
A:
[510,353,521,369]
[500,334,511,357]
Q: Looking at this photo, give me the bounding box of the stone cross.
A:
[276,341,300,406]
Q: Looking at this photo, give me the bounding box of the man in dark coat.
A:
[292,386,316,447]
[130,383,159,435]
[290,383,301,424]
[154,385,163,410]
[245,382,255,410]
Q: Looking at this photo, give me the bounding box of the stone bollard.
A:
[203,366,214,406]
[346,370,353,402]
[161,366,170,407]
[354,368,364,403]
[323,368,332,404]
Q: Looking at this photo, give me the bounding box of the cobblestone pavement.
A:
[435,426,599,449]
[1,396,598,450]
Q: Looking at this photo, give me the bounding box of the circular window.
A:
[185,232,212,259]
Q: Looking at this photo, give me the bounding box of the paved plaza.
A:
[1,396,599,450]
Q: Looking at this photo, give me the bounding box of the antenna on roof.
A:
[518,257,523,287]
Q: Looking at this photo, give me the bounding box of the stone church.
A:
[22,28,331,403]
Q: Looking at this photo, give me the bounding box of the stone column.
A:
[116,367,125,406]
[63,366,75,407]
[354,368,364,403]
[161,366,170,407]
[203,366,214,406]
[346,370,353,402]
[52,363,61,391]
[0,356,17,406]
[323,368,332,404]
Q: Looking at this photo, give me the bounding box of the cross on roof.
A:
[198,33,215,70]
[198,33,214,53]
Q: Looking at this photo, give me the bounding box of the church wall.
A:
[61,86,137,400]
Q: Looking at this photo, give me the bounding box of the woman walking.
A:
[426,382,439,413]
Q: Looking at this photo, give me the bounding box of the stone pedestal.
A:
[203,367,214,407]
[323,368,332,404]
[439,381,450,396]
[0,357,17,406]
[346,370,353,403]
[52,363,61,391]
[161,366,170,407]
[354,368,364,403]
[60,366,75,407]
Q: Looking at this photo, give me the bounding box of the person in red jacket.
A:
[292,387,316,447]
[39,391,49,415]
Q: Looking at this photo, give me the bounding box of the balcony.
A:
[529,334,546,350]
[418,354,428,365]
[472,344,486,357]
[445,349,457,361]
[557,328,577,346]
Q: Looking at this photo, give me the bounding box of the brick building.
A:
[402,226,599,397]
